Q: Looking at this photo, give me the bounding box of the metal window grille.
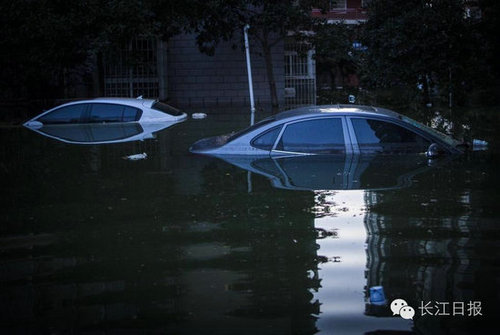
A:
[330,0,347,10]
[361,0,371,8]
[284,39,316,109]
[103,38,159,98]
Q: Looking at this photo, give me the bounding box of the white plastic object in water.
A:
[192,113,207,119]
[123,152,148,160]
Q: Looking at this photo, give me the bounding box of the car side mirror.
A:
[426,143,444,159]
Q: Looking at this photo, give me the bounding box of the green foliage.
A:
[192,0,325,46]
[360,0,493,105]
[192,1,328,109]
[0,0,326,104]
[0,0,198,99]
[3,0,496,108]
[313,22,355,63]
[312,22,362,90]
[1,0,104,98]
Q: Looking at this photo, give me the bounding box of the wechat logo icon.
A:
[391,299,415,320]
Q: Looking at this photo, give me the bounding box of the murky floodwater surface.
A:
[1,111,499,334]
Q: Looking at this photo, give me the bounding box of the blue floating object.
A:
[369,286,387,305]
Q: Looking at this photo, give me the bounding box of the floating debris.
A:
[123,152,148,161]
[192,113,207,119]
[369,286,387,305]
[315,228,338,239]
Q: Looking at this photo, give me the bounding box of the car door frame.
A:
[345,115,439,155]
[270,115,353,157]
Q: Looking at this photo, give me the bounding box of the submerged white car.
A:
[23,97,187,128]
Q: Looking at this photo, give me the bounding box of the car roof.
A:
[275,104,402,121]
[59,97,156,109]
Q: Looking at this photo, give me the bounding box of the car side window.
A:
[122,106,142,122]
[276,118,345,154]
[90,104,123,122]
[251,126,282,150]
[351,118,431,153]
[37,104,87,124]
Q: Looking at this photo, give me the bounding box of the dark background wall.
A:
[167,34,284,109]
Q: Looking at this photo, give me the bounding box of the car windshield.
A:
[400,115,461,147]
[226,116,276,143]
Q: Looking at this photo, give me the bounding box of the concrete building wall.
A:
[167,34,284,109]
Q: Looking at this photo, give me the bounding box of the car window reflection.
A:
[25,120,183,145]
[222,154,441,191]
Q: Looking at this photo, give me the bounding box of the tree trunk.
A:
[261,38,279,112]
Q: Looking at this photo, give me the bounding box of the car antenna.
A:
[136,95,143,99]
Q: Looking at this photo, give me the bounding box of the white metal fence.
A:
[103,38,160,98]
[284,39,316,109]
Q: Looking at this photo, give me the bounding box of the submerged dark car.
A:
[190,105,483,157]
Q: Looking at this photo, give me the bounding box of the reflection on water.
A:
[218,154,443,191]
[1,114,499,334]
[23,120,185,144]
[313,190,411,333]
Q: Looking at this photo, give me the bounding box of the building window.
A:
[284,38,316,108]
[330,0,347,10]
[285,52,312,78]
[361,0,371,8]
[103,38,160,98]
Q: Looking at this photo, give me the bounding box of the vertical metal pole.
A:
[247,171,252,193]
[448,67,453,109]
[157,39,168,101]
[244,25,256,126]
[129,40,134,97]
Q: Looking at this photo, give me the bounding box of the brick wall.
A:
[167,34,284,109]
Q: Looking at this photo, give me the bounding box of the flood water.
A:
[1,109,500,334]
